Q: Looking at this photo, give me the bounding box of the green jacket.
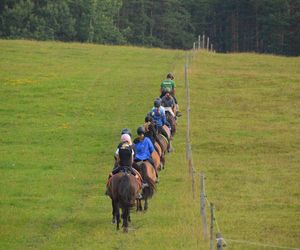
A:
[161,79,175,91]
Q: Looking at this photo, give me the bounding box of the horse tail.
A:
[118,174,134,208]
[141,162,156,199]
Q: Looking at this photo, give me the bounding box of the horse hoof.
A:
[112,218,116,224]
[123,227,128,233]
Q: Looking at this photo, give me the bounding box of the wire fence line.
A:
[184,43,299,250]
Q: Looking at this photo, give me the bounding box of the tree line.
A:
[0,0,299,56]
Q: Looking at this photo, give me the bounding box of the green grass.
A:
[189,51,300,249]
[0,40,299,249]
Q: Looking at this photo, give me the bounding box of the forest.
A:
[0,0,299,56]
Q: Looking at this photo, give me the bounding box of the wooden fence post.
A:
[200,172,208,239]
[210,203,214,250]
[191,158,195,199]
[185,59,189,165]
[198,35,201,49]
[202,34,205,50]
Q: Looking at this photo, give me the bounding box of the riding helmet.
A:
[165,87,171,93]
[154,99,161,108]
[137,126,145,135]
[167,73,174,80]
[145,115,153,122]
[121,134,131,143]
[121,128,132,137]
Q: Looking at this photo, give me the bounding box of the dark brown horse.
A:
[133,161,156,211]
[106,171,142,232]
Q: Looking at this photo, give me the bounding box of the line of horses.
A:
[106,104,178,232]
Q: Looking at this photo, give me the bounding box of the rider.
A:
[133,126,159,181]
[144,115,161,154]
[120,128,136,155]
[151,99,171,144]
[110,134,137,177]
[105,134,139,196]
[160,73,181,116]
[161,87,176,118]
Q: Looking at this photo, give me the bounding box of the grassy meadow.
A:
[0,40,299,249]
[189,51,300,249]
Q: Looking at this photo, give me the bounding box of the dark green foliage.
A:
[186,0,300,55]
[0,0,299,55]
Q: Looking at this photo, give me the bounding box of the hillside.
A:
[0,40,299,249]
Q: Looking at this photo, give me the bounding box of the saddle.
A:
[107,166,143,188]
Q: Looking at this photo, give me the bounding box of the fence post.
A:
[200,172,208,239]
[191,158,195,199]
[202,34,205,50]
[210,203,214,250]
[193,42,196,51]
[198,35,201,49]
[185,59,189,164]
[216,232,225,250]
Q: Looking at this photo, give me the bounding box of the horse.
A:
[144,121,165,168]
[164,107,177,137]
[151,149,161,171]
[106,170,142,232]
[156,133,168,157]
[163,124,171,140]
[133,161,156,211]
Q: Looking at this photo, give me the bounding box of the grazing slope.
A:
[0,40,299,249]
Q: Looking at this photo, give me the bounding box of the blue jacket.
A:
[134,137,154,160]
[151,107,167,128]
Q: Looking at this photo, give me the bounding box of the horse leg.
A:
[128,214,131,223]
[122,207,129,233]
[114,202,120,230]
[144,197,148,211]
[111,200,117,224]
[161,153,165,169]
[136,198,142,212]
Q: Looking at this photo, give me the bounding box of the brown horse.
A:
[144,121,165,167]
[163,125,171,140]
[133,161,156,211]
[152,148,162,171]
[156,133,168,155]
[106,170,142,232]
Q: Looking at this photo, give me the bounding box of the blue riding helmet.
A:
[154,99,161,108]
